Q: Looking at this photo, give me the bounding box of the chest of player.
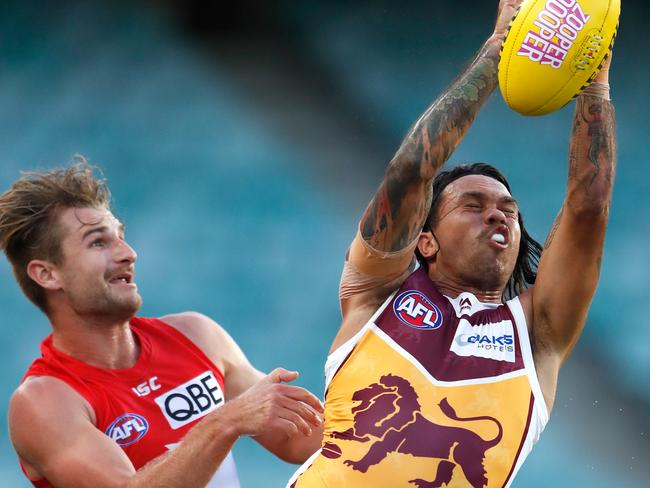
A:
[372,268,525,381]
[90,367,226,469]
[313,270,541,488]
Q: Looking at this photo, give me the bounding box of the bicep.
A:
[10,380,135,488]
[532,205,607,359]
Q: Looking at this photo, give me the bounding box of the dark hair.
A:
[0,156,111,312]
[415,163,542,299]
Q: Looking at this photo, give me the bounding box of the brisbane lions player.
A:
[288,0,616,486]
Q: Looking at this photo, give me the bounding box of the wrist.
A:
[210,401,244,441]
[485,34,504,55]
[580,82,610,101]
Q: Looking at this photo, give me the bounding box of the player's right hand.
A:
[227,367,324,439]
[492,0,525,43]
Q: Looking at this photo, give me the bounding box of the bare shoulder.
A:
[9,376,92,473]
[11,376,137,485]
[10,375,92,426]
[160,312,262,399]
[159,311,234,374]
[160,311,228,343]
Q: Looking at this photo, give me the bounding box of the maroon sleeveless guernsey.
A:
[289,267,548,488]
[21,317,239,487]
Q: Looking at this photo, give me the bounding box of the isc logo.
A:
[105,413,149,446]
[132,376,161,397]
[154,371,224,430]
[393,290,443,330]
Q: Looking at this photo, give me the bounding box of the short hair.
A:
[0,156,111,312]
[415,163,542,299]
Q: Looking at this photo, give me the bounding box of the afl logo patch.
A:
[105,413,149,446]
[393,290,443,330]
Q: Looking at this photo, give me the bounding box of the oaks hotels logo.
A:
[451,319,516,363]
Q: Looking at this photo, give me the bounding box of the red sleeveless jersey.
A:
[21,317,239,487]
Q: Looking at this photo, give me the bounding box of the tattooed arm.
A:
[354,0,524,269]
[333,1,525,351]
[525,61,616,405]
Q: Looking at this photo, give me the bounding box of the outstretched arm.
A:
[528,62,616,384]
[356,0,524,268]
[163,312,324,463]
[10,367,322,488]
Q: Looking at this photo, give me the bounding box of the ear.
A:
[417,231,439,260]
[26,260,63,291]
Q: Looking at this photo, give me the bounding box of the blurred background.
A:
[0,0,648,486]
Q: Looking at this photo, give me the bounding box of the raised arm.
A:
[527,62,616,387]
[355,0,524,268]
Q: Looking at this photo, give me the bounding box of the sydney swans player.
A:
[1,161,324,488]
[288,1,616,487]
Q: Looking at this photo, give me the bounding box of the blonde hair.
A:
[0,155,111,312]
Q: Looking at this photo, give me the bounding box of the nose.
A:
[484,206,507,225]
[115,238,138,264]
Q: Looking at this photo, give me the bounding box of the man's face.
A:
[54,206,141,320]
[428,175,521,291]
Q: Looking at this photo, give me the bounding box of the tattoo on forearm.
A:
[569,96,616,200]
[361,43,501,251]
[402,46,499,175]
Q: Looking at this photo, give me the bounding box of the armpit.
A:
[348,229,419,277]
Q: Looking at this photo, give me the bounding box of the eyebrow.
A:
[81,223,125,240]
[460,191,518,205]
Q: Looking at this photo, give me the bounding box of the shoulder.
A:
[159,311,227,341]
[158,311,235,374]
[11,375,93,420]
[9,376,93,456]
[160,312,261,398]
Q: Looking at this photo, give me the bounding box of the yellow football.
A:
[498,0,620,116]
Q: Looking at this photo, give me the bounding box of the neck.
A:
[427,269,504,304]
[49,311,139,369]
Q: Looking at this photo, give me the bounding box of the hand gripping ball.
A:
[498,0,620,116]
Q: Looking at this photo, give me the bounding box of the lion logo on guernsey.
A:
[106,413,149,447]
[393,290,443,330]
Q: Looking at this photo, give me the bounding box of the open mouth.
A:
[489,226,509,247]
[491,234,506,244]
[109,272,134,285]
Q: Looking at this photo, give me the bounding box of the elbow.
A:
[385,155,429,186]
[276,445,317,465]
[278,430,323,464]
